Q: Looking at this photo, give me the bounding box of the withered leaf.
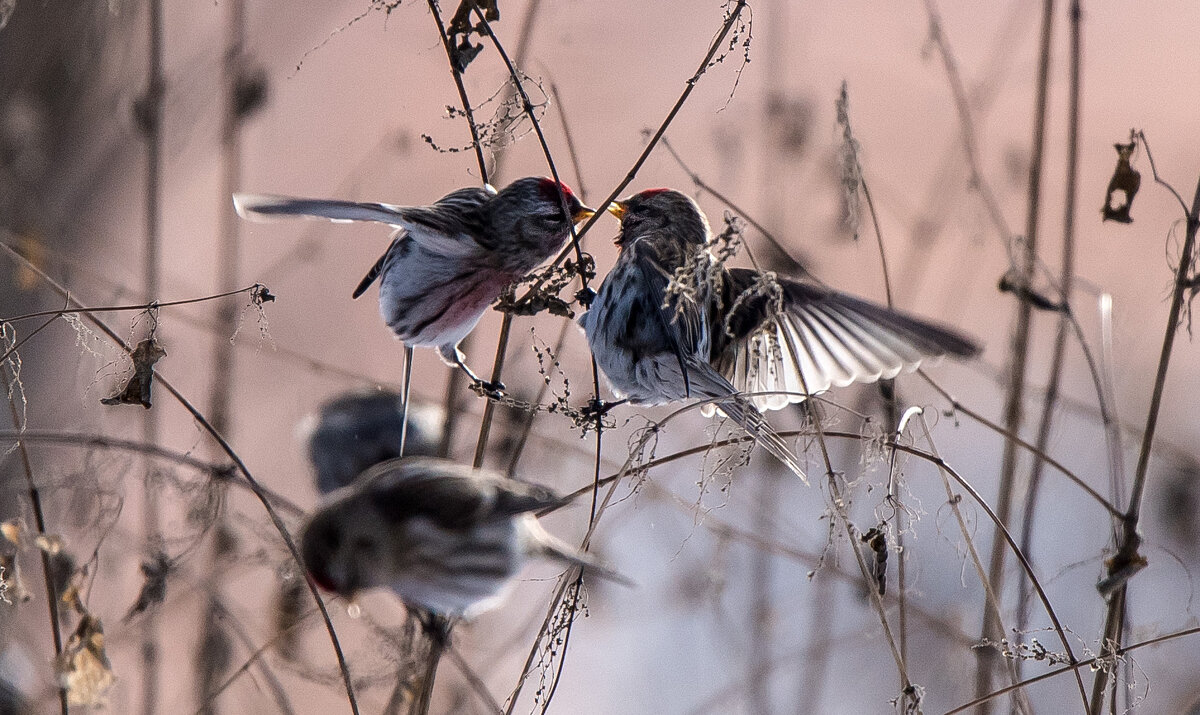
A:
[1102,140,1140,224]
[123,551,171,622]
[860,527,888,597]
[448,0,498,35]
[57,614,116,707]
[447,0,499,73]
[101,338,166,409]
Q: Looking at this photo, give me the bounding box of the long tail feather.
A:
[525,519,634,586]
[233,194,407,225]
[716,397,809,484]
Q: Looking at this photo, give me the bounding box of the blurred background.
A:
[2,0,1200,712]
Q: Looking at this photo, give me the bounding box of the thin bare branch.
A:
[1018,0,1084,676]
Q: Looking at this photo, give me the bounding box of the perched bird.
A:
[303,390,443,494]
[300,457,621,617]
[579,188,980,478]
[235,177,593,391]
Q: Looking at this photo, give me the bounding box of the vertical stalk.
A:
[1017,0,1083,680]
[140,1,165,712]
[471,314,511,469]
[977,0,1055,707]
[198,0,246,709]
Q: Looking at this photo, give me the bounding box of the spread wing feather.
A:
[715,268,980,411]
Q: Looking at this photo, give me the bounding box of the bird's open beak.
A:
[606,201,627,221]
[572,205,595,222]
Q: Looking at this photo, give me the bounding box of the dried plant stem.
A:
[438,364,465,458]
[860,180,892,307]
[801,379,918,705]
[1088,159,1200,713]
[442,642,504,713]
[197,0,247,707]
[883,418,909,674]
[410,616,451,715]
[546,82,588,200]
[1017,0,1083,671]
[140,0,166,710]
[212,0,245,442]
[979,0,1057,697]
[472,313,512,469]
[1,369,68,715]
[1,283,268,325]
[921,0,1016,242]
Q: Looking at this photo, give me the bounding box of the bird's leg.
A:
[439,344,505,397]
[581,397,626,419]
[414,609,454,648]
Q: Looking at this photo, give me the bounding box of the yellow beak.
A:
[572,206,595,222]
[606,201,627,221]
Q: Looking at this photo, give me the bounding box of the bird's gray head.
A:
[608,188,711,250]
[300,499,388,597]
[486,177,593,256]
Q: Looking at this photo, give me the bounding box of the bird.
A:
[302,390,444,495]
[300,457,623,618]
[235,177,594,392]
[579,188,980,480]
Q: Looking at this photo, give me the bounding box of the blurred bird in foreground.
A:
[300,457,624,618]
[580,188,980,480]
[235,177,593,393]
[302,390,443,495]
